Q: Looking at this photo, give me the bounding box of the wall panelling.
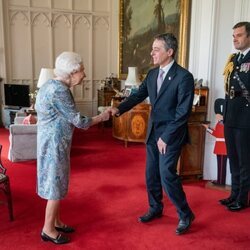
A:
[1,0,116,116]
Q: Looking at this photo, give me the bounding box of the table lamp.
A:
[37,68,54,88]
[124,67,141,87]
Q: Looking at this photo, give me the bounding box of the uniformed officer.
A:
[219,21,250,211]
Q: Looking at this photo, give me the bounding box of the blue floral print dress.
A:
[35,79,91,200]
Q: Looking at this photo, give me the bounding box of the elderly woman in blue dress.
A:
[35,51,109,244]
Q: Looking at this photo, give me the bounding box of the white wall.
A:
[0,0,5,126]
[0,0,5,78]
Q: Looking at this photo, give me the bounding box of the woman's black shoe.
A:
[55,225,75,233]
[41,231,70,244]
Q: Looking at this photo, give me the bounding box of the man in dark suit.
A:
[109,33,195,235]
[219,21,250,211]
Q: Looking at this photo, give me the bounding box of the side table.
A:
[112,100,151,147]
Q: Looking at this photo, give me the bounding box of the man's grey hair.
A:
[54,51,83,79]
[154,33,178,58]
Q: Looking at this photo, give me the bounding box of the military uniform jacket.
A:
[224,50,250,128]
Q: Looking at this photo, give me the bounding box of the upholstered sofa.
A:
[8,116,37,162]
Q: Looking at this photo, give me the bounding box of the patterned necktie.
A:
[157,69,164,93]
[238,53,244,64]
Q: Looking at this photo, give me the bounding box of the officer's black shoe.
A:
[227,201,247,212]
[138,211,162,223]
[176,213,195,235]
[219,197,235,206]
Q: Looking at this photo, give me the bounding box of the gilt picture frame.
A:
[119,0,191,79]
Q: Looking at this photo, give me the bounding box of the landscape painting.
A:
[119,0,191,78]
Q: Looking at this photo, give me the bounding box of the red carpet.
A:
[0,126,250,250]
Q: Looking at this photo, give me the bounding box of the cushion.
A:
[22,114,37,125]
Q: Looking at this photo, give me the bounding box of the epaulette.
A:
[223,53,237,94]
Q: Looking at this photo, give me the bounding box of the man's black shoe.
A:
[138,212,162,223]
[219,197,235,206]
[227,201,247,212]
[175,213,195,235]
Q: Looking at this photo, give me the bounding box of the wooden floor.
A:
[205,181,231,191]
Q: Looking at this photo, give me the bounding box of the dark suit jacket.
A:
[224,50,250,128]
[118,62,194,146]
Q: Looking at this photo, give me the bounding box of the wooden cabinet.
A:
[112,101,151,147]
[98,89,116,107]
[178,123,206,179]
[178,87,209,179]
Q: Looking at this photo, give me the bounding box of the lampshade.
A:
[124,67,140,87]
[37,68,54,88]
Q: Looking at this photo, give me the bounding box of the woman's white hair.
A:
[54,51,83,79]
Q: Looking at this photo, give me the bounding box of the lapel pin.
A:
[168,77,171,80]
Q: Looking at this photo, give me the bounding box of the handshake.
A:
[97,107,120,122]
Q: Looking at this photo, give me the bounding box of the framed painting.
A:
[119,0,191,79]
